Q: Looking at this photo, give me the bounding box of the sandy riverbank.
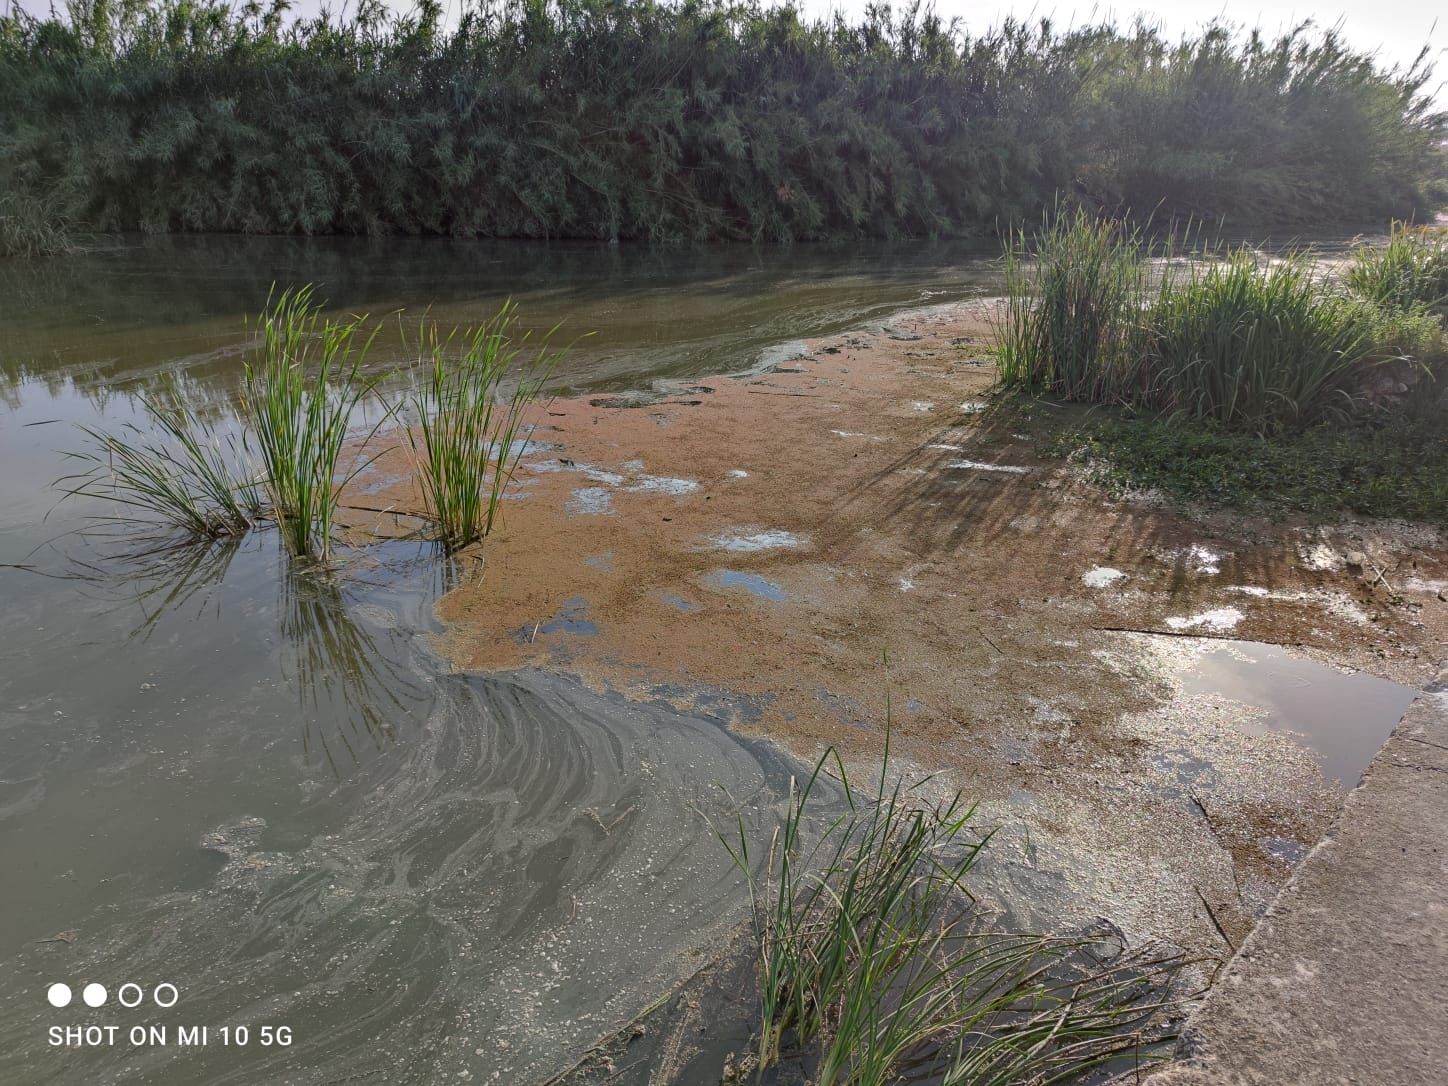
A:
[365,300,1447,959]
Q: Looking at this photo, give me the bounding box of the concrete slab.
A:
[1147,669,1448,1085]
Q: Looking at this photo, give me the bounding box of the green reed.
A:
[995,206,1157,404]
[404,302,555,552]
[714,707,1182,1085]
[0,192,71,259]
[1147,253,1375,432]
[1346,223,1448,315]
[243,287,382,560]
[997,209,1446,431]
[61,390,263,538]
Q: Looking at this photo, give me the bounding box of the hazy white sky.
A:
[843,3,1444,82]
[7,0,1444,89]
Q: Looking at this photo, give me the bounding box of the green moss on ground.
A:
[1040,411,1448,525]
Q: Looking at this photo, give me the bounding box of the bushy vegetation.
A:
[998,209,1448,433]
[1,0,1443,254]
[715,722,1182,1084]
[1347,223,1448,315]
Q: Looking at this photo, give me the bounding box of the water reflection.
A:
[1,234,1007,401]
[278,549,433,774]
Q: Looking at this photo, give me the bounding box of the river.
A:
[0,235,1005,1083]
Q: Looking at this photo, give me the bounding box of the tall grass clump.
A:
[0,193,71,259]
[60,391,263,538]
[1148,253,1375,432]
[716,720,1182,1085]
[995,207,1155,403]
[998,208,1447,431]
[1346,223,1448,314]
[243,287,382,560]
[404,302,556,551]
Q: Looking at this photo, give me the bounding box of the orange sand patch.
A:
[362,302,1446,955]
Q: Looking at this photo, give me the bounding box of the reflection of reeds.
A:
[245,286,385,559]
[404,302,555,551]
[118,535,248,640]
[277,554,428,776]
[715,707,1184,1085]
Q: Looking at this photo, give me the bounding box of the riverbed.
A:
[1,234,1440,1084]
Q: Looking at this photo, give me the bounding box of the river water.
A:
[0,236,1004,1083]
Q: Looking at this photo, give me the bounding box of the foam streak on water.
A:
[0,669,790,1084]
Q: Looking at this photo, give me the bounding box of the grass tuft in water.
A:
[403,302,556,551]
[243,286,384,560]
[60,390,263,538]
[715,704,1183,1085]
[1042,409,1448,525]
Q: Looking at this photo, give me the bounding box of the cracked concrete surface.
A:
[1147,670,1448,1085]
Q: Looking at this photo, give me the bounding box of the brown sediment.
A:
[365,300,1447,956]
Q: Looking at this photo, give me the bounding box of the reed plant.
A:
[996,210,1447,431]
[1147,252,1374,432]
[0,192,71,258]
[404,303,555,551]
[1346,223,1448,314]
[715,716,1182,1085]
[243,287,383,560]
[995,207,1156,403]
[61,391,263,538]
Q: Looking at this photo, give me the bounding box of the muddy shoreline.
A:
[367,300,1446,963]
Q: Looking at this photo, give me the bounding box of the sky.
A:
[6,0,1443,91]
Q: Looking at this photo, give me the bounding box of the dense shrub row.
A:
[1,0,1444,255]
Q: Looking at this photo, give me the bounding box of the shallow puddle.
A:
[706,570,788,601]
[1177,640,1417,787]
[708,528,804,552]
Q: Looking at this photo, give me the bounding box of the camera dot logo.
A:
[82,984,107,1008]
[46,983,71,1008]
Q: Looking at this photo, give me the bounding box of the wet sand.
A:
[368,300,1448,960]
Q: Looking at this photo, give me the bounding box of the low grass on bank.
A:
[995,208,1448,524]
[1040,409,1448,525]
[714,714,1184,1085]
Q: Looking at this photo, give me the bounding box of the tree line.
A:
[1,0,1444,255]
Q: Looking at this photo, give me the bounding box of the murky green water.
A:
[0,236,998,1083]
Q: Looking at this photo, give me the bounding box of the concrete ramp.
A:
[1149,669,1448,1085]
